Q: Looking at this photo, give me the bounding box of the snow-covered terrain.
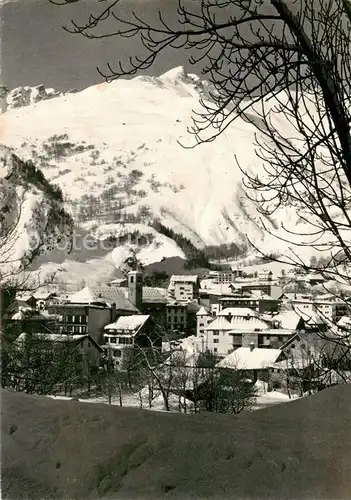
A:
[0,66,336,282]
[0,145,73,283]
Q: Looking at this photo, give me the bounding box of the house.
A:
[166,302,188,335]
[270,310,306,331]
[16,290,58,311]
[108,278,127,287]
[8,309,58,338]
[240,280,282,298]
[168,275,200,302]
[271,330,348,393]
[103,314,160,367]
[337,315,351,332]
[258,269,273,281]
[313,294,349,323]
[186,301,202,335]
[212,271,236,284]
[217,344,285,384]
[219,290,281,314]
[47,284,139,343]
[284,293,349,324]
[16,332,103,371]
[202,308,270,356]
[164,300,200,337]
[196,306,213,337]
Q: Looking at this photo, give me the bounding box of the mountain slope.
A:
[2,385,351,499]
[0,146,73,282]
[0,67,278,249]
[0,66,336,282]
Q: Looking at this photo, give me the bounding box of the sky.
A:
[1,0,295,92]
[1,0,206,91]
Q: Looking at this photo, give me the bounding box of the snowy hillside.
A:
[0,146,73,282]
[0,67,275,245]
[0,66,329,282]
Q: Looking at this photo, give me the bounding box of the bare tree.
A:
[49,0,351,281]
[98,353,125,405]
[49,0,351,391]
[278,330,351,396]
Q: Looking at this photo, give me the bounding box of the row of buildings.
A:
[8,268,351,381]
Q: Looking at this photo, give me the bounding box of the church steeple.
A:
[128,269,143,311]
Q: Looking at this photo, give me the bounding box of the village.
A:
[3,260,351,413]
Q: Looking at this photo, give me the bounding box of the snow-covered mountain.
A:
[0,145,73,283]
[0,66,318,285]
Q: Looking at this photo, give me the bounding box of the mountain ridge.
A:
[0,66,325,283]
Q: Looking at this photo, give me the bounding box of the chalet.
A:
[271,330,348,393]
[16,290,58,311]
[16,332,103,371]
[103,314,160,368]
[217,344,285,384]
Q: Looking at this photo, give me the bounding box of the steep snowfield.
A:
[0,66,337,282]
[0,67,275,248]
[0,146,73,282]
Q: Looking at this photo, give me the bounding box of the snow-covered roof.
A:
[15,292,35,302]
[33,290,57,300]
[104,314,150,333]
[274,310,303,330]
[187,302,201,313]
[337,316,351,330]
[109,278,127,285]
[196,306,210,316]
[142,287,168,303]
[295,310,325,325]
[68,286,139,313]
[117,286,167,304]
[217,307,259,317]
[16,290,57,301]
[11,310,29,321]
[170,275,199,283]
[217,347,282,370]
[16,332,100,345]
[205,315,269,332]
[69,286,103,303]
[200,284,236,295]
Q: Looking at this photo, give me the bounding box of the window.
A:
[199,323,204,327]
[110,338,116,344]
[113,349,121,358]
[214,347,218,353]
[199,329,204,334]
[232,334,242,345]
[213,331,219,336]
[130,276,134,284]
[214,339,219,344]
